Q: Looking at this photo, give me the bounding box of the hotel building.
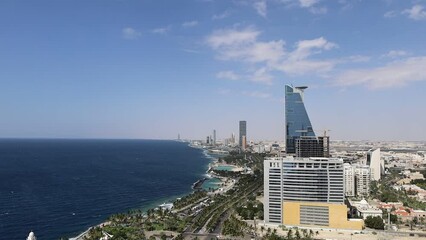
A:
[264,157,363,230]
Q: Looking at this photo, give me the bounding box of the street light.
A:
[253,217,257,239]
[387,208,391,231]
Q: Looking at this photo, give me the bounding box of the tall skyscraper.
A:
[264,157,363,230]
[366,148,381,181]
[285,85,315,154]
[213,130,216,145]
[239,121,247,147]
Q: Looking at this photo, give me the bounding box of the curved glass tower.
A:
[285,85,315,154]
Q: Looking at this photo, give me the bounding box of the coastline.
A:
[69,143,234,240]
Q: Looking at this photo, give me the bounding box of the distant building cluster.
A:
[343,148,383,198]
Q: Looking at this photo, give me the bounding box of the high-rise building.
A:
[213,130,216,145]
[354,165,371,197]
[366,148,381,181]
[264,157,363,230]
[239,121,247,147]
[285,85,315,154]
[344,163,355,197]
[343,163,371,197]
[242,136,247,150]
[295,136,330,158]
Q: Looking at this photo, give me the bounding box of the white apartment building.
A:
[343,164,371,197]
[344,163,355,197]
[355,165,371,197]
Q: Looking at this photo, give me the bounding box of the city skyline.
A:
[1,1,426,141]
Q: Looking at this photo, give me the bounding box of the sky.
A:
[1,0,426,141]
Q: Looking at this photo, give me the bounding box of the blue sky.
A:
[1,0,425,141]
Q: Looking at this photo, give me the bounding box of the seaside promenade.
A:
[70,149,250,240]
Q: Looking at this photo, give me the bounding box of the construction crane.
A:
[323,129,331,137]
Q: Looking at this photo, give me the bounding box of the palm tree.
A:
[301,229,308,239]
[295,229,301,240]
[260,226,265,236]
[309,229,314,239]
[287,229,293,240]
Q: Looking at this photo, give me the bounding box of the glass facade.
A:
[285,85,315,154]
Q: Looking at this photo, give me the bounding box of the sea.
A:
[0,139,215,240]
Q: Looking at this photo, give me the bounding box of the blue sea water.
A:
[0,139,211,240]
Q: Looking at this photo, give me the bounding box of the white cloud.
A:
[206,27,338,83]
[182,20,199,27]
[288,37,337,61]
[122,27,142,39]
[384,10,398,18]
[309,6,327,14]
[152,26,171,34]
[250,67,274,84]
[212,10,231,20]
[278,0,325,14]
[272,37,337,75]
[345,55,371,63]
[338,0,353,11]
[275,59,335,75]
[216,71,241,80]
[383,50,408,58]
[299,0,319,8]
[253,1,267,17]
[335,57,426,89]
[402,5,426,20]
[182,48,201,54]
[206,27,260,49]
[218,40,286,63]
